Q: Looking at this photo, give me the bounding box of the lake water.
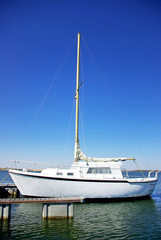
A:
[0,170,161,240]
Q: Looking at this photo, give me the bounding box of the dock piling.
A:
[0,204,11,220]
[0,197,84,221]
[42,203,73,219]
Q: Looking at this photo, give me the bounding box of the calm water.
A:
[0,170,161,240]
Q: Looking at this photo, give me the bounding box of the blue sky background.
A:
[0,0,160,170]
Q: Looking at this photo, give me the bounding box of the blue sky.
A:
[0,0,160,170]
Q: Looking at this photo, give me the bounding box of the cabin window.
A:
[57,172,63,175]
[87,167,111,174]
[67,173,74,176]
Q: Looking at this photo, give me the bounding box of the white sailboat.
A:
[9,33,158,200]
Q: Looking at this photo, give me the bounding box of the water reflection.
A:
[73,200,161,240]
[1,198,161,240]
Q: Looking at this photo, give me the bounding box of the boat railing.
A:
[124,169,129,178]
[148,170,161,179]
[121,170,140,179]
[8,160,58,172]
[122,169,160,179]
[8,160,79,172]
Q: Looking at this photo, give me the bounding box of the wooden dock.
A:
[0,197,84,220]
[0,197,84,204]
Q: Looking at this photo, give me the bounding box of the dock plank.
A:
[0,197,84,204]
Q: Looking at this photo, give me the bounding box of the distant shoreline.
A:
[0,168,42,172]
[0,168,9,171]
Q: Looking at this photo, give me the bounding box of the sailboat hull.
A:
[9,170,157,199]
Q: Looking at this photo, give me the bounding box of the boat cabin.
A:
[41,161,123,179]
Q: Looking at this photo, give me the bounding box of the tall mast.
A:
[75,33,81,146]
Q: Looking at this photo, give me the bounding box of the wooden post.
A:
[0,204,11,220]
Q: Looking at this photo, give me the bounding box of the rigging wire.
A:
[82,35,151,170]
[79,102,87,153]
[64,98,75,159]
[16,36,77,158]
[0,174,11,184]
[134,160,145,178]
